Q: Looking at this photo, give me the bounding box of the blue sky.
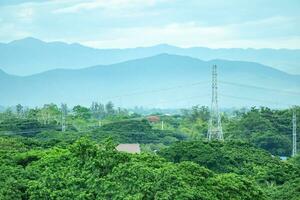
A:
[0,0,299,48]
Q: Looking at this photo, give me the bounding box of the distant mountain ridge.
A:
[0,54,299,108]
[0,37,300,75]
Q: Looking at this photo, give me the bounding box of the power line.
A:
[104,81,209,100]
[0,119,63,127]
[143,94,210,108]
[219,93,293,107]
[0,126,62,135]
[220,81,300,96]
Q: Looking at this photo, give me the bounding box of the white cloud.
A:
[53,0,159,13]
[80,22,232,48]
[0,23,31,41]
[227,16,298,39]
[0,0,299,49]
[79,21,300,49]
[17,7,34,21]
[218,37,300,49]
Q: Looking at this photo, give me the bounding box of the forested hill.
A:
[0,103,299,199]
[0,54,299,107]
[1,37,300,75]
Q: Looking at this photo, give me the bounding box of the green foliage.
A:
[0,165,28,200]
[100,119,152,132]
[159,140,300,187]
[90,120,187,145]
[0,117,47,135]
[0,137,272,199]
[251,131,291,156]
[178,106,210,139]
[207,173,265,200]
[288,154,300,167]
[14,150,44,167]
[73,105,91,120]
[272,177,300,200]
[0,105,299,199]
[224,107,299,156]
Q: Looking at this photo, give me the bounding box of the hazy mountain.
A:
[0,54,299,108]
[0,37,300,75]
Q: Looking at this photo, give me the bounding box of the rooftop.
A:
[116,144,141,154]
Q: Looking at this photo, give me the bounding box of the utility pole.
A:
[292,108,297,157]
[207,65,223,141]
[161,120,164,130]
[61,103,67,132]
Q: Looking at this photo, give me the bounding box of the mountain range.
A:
[1,37,300,75]
[0,54,299,108]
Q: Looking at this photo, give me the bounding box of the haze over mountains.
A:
[0,54,299,108]
[1,37,300,75]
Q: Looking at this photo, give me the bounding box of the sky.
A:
[0,0,300,49]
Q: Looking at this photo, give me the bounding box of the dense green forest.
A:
[0,102,299,199]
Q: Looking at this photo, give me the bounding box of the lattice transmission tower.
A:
[292,108,297,157]
[207,65,223,141]
[61,103,68,132]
